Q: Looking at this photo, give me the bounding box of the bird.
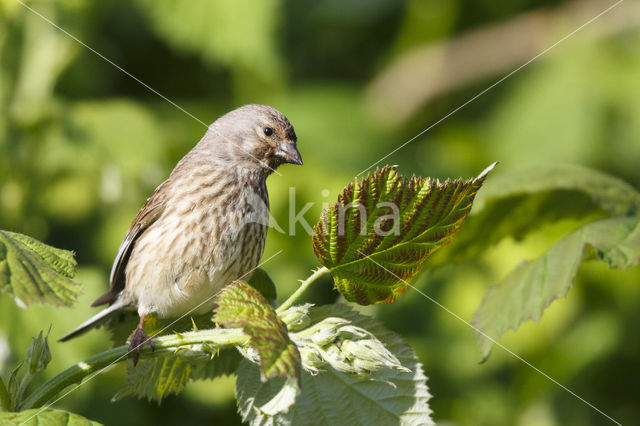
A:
[60,104,302,364]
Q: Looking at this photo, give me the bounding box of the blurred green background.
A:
[1,0,639,424]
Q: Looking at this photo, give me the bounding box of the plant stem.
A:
[19,328,248,411]
[0,376,10,412]
[276,267,330,313]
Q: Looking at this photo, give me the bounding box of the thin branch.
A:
[19,328,248,411]
[276,267,331,313]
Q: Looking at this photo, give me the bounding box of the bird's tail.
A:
[59,300,126,342]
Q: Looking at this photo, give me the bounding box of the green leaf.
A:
[312,164,495,305]
[6,364,21,411]
[474,164,640,216]
[0,230,80,308]
[215,282,301,383]
[247,268,277,306]
[473,216,640,361]
[115,341,241,403]
[432,164,640,266]
[115,354,192,403]
[112,314,242,403]
[0,408,102,425]
[236,304,432,425]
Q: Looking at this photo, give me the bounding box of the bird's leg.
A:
[129,313,155,366]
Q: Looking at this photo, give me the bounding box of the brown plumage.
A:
[60,105,302,364]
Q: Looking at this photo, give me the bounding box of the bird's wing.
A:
[91,184,168,307]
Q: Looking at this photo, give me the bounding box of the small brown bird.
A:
[60,105,302,363]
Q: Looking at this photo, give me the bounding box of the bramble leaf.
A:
[436,164,640,264]
[0,408,102,425]
[312,164,495,305]
[115,356,192,403]
[0,230,80,308]
[474,216,640,361]
[237,304,433,425]
[113,316,241,402]
[215,282,301,383]
[115,342,241,403]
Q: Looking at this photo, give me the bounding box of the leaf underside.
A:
[236,304,433,426]
[312,164,495,305]
[0,230,80,308]
[473,216,640,361]
[215,282,301,383]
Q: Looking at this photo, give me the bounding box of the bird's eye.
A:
[263,127,274,137]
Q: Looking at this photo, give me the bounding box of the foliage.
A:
[312,163,494,305]
[2,330,52,411]
[0,163,487,424]
[2,0,640,424]
[0,231,80,307]
[236,304,432,425]
[215,282,301,384]
[438,165,640,360]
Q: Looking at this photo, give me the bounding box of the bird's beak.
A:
[276,143,303,165]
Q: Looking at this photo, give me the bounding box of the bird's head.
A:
[205,104,302,174]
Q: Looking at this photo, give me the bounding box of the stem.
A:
[0,376,10,412]
[19,328,248,411]
[276,267,330,313]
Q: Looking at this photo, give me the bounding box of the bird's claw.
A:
[129,326,155,366]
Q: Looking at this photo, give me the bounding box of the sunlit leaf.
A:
[215,282,300,383]
[473,216,640,361]
[433,164,640,265]
[0,408,101,425]
[114,355,191,403]
[474,164,640,217]
[115,339,241,403]
[0,230,80,308]
[237,303,433,425]
[312,164,495,305]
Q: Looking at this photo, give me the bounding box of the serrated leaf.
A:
[475,164,640,216]
[312,164,495,305]
[215,282,300,383]
[437,165,640,264]
[248,268,277,306]
[0,408,102,425]
[115,355,192,403]
[115,342,241,403]
[112,315,241,403]
[473,216,640,361]
[236,304,432,425]
[0,230,80,307]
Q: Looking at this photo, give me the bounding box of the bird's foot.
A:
[129,326,155,366]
